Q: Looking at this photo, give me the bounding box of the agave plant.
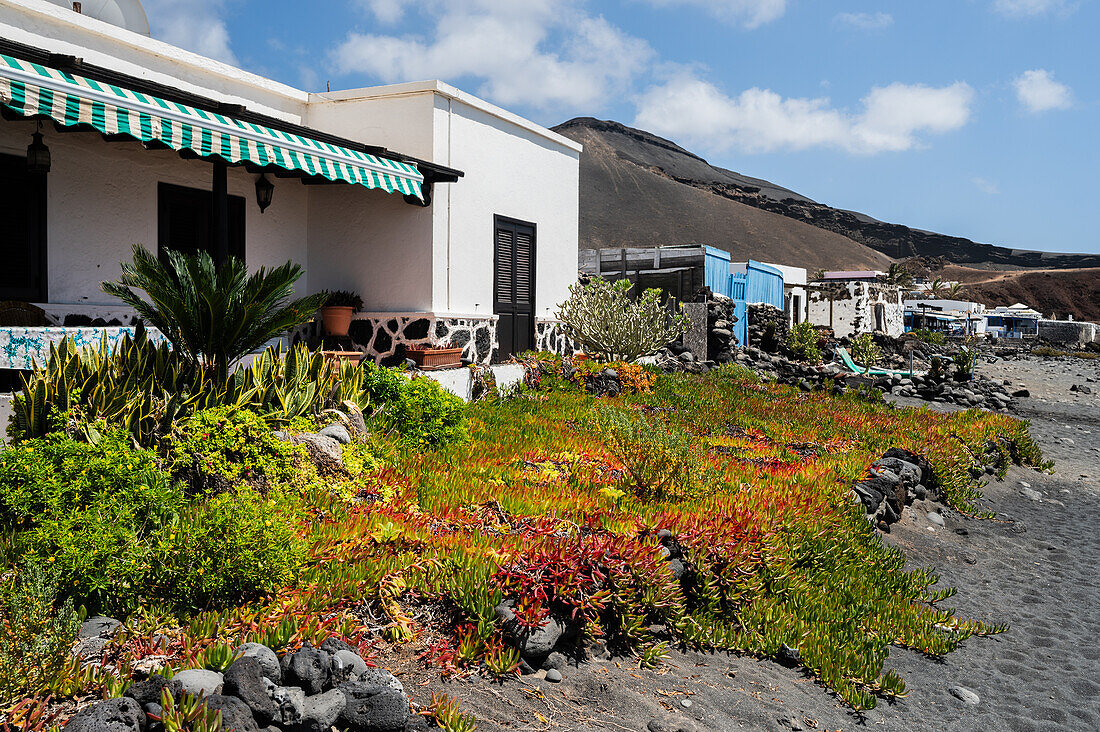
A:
[9,327,253,445]
[103,245,327,379]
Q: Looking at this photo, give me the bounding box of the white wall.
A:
[306,184,434,312]
[305,91,436,163]
[434,95,580,318]
[808,281,904,338]
[0,120,310,305]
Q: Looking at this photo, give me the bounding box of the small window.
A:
[158,182,245,262]
[0,153,47,301]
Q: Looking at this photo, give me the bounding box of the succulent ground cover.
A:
[1,360,1045,727]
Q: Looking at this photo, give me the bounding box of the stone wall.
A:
[1038,320,1098,346]
[535,319,581,356]
[292,314,498,365]
[747,303,788,352]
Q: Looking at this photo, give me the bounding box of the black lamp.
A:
[255,173,274,213]
[26,123,51,173]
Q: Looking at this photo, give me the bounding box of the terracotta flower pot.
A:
[406,346,463,370]
[320,306,355,337]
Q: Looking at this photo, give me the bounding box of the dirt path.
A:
[421,357,1100,731]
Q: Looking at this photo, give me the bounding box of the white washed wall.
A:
[306,184,434,312]
[433,94,580,319]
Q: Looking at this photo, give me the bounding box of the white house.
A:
[767,263,808,326]
[985,304,1040,339]
[0,0,580,368]
[807,274,904,338]
[904,299,986,336]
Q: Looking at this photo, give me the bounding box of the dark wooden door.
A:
[0,154,47,301]
[493,216,536,360]
[158,183,245,262]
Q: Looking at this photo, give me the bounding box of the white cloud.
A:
[833,11,894,30]
[334,1,654,112]
[973,177,1000,195]
[992,0,1072,17]
[143,0,238,65]
[1013,69,1072,112]
[638,0,787,29]
[633,74,974,154]
[356,0,405,24]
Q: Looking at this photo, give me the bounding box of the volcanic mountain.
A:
[552,117,1100,273]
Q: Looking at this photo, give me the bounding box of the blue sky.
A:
[143,0,1098,255]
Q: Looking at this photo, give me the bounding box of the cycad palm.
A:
[103,245,326,378]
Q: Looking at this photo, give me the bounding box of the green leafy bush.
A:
[557,278,690,362]
[168,407,307,490]
[0,429,302,614]
[593,406,701,501]
[150,490,303,609]
[911,329,946,345]
[0,560,80,705]
[850,334,882,373]
[786,322,822,363]
[361,362,468,447]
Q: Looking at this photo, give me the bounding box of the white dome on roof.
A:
[46,0,150,36]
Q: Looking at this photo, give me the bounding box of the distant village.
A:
[580,245,1099,348]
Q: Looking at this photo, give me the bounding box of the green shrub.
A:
[850,334,882,373]
[0,429,302,614]
[0,560,80,705]
[556,278,690,362]
[361,362,468,447]
[593,406,701,501]
[953,347,977,381]
[911,329,946,345]
[103,245,326,379]
[786,322,822,363]
[342,437,392,476]
[168,407,307,490]
[150,490,303,609]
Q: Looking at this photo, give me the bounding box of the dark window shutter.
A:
[158,182,245,263]
[495,226,514,306]
[493,216,536,360]
[514,230,533,306]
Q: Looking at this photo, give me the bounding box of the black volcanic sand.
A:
[419,357,1100,731]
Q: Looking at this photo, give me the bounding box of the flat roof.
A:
[312,80,583,154]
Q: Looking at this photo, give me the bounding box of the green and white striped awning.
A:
[0,53,423,198]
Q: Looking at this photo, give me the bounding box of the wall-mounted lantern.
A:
[26,124,51,173]
[255,173,274,213]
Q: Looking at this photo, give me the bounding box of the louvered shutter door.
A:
[493,218,536,360]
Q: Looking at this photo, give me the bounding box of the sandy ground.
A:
[415,356,1100,731]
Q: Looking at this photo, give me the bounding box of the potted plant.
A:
[319,290,363,337]
[405,342,464,370]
